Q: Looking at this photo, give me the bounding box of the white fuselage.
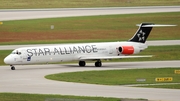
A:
[4,41,147,65]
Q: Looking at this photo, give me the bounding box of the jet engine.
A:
[117,46,140,55]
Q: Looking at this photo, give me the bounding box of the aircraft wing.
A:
[79,55,152,60]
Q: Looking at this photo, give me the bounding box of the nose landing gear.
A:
[10,65,15,70]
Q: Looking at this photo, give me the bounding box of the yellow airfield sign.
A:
[155,77,173,82]
[0,22,3,25]
[175,70,180,74]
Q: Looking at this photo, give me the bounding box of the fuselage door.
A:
[109,46,113,54]
[21,50,31,62]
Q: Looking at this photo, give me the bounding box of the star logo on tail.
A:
[137,30,146,41]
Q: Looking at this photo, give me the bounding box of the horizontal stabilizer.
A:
[136,24,177,27]
[79,55,152,60]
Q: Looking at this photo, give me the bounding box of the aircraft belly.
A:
[21,54,75,64]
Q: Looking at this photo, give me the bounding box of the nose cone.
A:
[4,56,12,65]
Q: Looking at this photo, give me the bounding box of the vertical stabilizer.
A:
[129,23,154,43]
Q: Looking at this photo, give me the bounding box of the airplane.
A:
[4,23,176,70]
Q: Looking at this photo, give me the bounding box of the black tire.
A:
[11,66,15,70]
[79,61,86,67]
[95,61,102,67]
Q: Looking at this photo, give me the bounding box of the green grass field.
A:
[0,12,180,45]
[45,68,180,89]
[0,93,120,101]
[0,0,180,9]
[119,45,180,62]
[1,45,180,65]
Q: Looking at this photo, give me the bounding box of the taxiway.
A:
[0,6,180,21]
[0,40,180,50]
[0,61,180,101]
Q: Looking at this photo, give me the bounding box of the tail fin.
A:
[129,23,154,43]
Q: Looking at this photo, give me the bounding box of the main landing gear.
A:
[79,61,86,67]
[79,60,102,67]
[10,65,15,70]
[95,61,102,67]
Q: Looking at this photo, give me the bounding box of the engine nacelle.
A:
[117,46,140,55]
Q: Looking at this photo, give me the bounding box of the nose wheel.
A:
[10,65,15,70]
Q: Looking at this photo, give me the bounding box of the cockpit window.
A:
[11,50,21,55]
[17,52,21,55]
[11,52,16,54]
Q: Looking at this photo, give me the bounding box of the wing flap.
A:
[79,55,152,60]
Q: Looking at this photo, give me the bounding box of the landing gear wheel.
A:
[95,61,102,67]
[11,65,15,70]
[79,61,86,67]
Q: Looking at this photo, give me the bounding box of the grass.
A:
[0,0,180,9]
[1,45,180,65]
[45,68,180,89]
[0,93,120,101]
[0,12,180,45]
[118,45,180,62]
